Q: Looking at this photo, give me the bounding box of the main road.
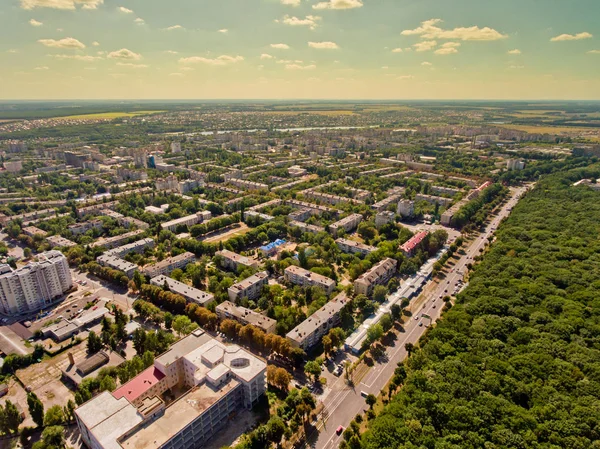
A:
[308,186,529,449]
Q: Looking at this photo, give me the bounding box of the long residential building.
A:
[284,265,336,295]
[329,213,363,237]
[97,239,155,278]
[215,250,258,272]
[0,251,73,315]
[228,271,269,302]
[335,238,377,257]
[353,258,397,296]
[150,275,215,306]
[161,211,212,232]
[75,330,266,449]
[286,292,349,350]
[399,231,428,257]
[142,252,196,278]
[289,221,325,235]
[91,229,145,250]
[215,301,277,334]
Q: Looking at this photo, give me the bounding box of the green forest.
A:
[361,167,600,449]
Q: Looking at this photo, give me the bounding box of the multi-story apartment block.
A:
[415,194,453,208]
[431,185,460,197]
[227,179,268,191]
[215,301,276,334]
[91,229,145,250]
[353,258,397,296]
[97,239,155,278]
[397,200,415,219]
[375,211,395,229]
[0,251,73,315]
[75,330,266,449]
[22,226,48,238]
[215,250,258,272]
[47,235,77,249]
[142,252,196,278]
[289,221,325,235]
[399,231,428,257]
[161,211,212,232]
[335,238,377,257]
[68,219,104,236]
[284,265,336,295]
[371,194,402,213]
[228,271,269,302]
[150,275,215,306]
[329,213,363,237]
[286,292,349,350]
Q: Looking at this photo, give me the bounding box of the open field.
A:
[50,110,164,120]
[263,110,355,116]
[498,124,600,135]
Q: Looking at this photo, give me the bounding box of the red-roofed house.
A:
[399,231,428,257]
[112,366,166,407]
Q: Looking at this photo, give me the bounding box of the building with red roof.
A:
[399,231,429,257]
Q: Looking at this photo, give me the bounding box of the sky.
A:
[1,0,600,100]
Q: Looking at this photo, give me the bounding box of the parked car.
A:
[336,426,344,435]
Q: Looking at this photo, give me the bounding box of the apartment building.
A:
[97,239,155,278]
[375,211,395,229]
[22,226,48,238]
[215,250,258,272]
[47,235,77,249]
[335,238,377,257]
[0,251,73,315]
[215,301,277,334]
[91,229,145,250]
[161,211,212,232]
[289,221,325,235]
[150,275,215,306]
[284,265,336,295]
[415,194,453,208]
[75,330,266,449]
[227,179,268,191]
[228,271,269,302]
[397,200,415,219]
[286,292,349,350]
[371,194,402,213]
[142,252,196,278]
[399,231,428,258]
[68,219,104,236]
[329,213,363,237]
[353,258,397,296]
[431,185,460,197]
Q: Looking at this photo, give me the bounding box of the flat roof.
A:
[150,275,214,306]
[155,330,212,368]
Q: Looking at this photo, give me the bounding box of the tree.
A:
[391,304,402,321]
[304,360,321,383]
[365,394,377,409]
[372,285,388,303]
[23,247,32,259]
[266,416,286,447]
[43,405,65,426]
[34,425,65,449]
[99,375,116,392]
[0,400,23,434]
[164,312,173,330]
[132,270,145,291]
[366,324,384,346]
[27,392,44,427]
[172,315,198,337]
[404,342,415,356]
[380,314,393,332]
[87,331,103,354]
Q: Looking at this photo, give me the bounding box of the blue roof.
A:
[260,239,287,251]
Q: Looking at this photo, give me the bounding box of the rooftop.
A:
[112,366,166,404]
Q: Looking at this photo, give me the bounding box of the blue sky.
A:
[1,0,599,99]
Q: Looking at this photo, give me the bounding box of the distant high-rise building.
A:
[170,142,182,153]
[0,251,73,315]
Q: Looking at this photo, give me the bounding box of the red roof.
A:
[400,231,428,253]
[112,366,165,403]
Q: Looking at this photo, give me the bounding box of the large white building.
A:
[284,265,336,295]
[0,251,73,315]
[75,330,267,449]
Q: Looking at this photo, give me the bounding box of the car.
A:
[336,426,344,435]
[360,391,368,398]
[419,322,423,327]
[433,304,436,309]
[414,315,419,320]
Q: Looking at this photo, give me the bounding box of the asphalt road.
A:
[309,186,529,449]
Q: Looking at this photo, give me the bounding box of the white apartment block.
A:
[228,271,269,302]
[375,211,395,229]
[142,252,196,278]
[75,330,266,449]
[97,239,155,278]
[284,265,336,295]
[353,258,397,297]
[161,211,212,232]
[150,275,215,306]
[215,250,258,272]
[286,292,349,350]
[335,238,377,257]
[68,219,104,236]
[0,251,73,315]
[289,221,325,235]
[216,301,277,334]
[329,213,363,237]
[227,179,268,191]
[397,199,415,218]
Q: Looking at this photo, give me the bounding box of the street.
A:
[308,186,529,449]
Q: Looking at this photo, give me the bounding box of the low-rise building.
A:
[286,292,349,350]
[399,231,428,257]
[215,250,258,272]
[228,271,269,302]
[62,350,126,387]
[22,226,48,238]
[259,239,287,257]
[415,194,453,208]
[150,275,215,306]
[335,238,377,257]
[68,219,103,236]
[375,211,395,229]
[91,229,145,250]
[144,204,169,215]
[75,330,267,449]
[289,221,325,235]
[329,214,363,237]
[216,301,276,334]
[161,211,212,232]
[97,238,155,278]
[284,265,336,295]
[354,258,397,296]
[142,252,196,278]
[47,235,77,248]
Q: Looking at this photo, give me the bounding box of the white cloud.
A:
[397,75,414,80]
[134,18,144,24]
[7,49,19,54]
[179,55,244,65]
[381,66,388,70]
[107,48,141,60]
[281,0,301,5]
[271,43,290,50]
[164,25,183,31]
[21,0,104,10]
[91,41,100,47]
[116,62,148,68]
[588,50,600,54]
[391,48,403,53]
[279,15,321,30]
[414,40,437,52]
[434,42,461,55]
[218,29,228,33]
[308,41,339,49]
[550,32,592,42]
[421,61,432,66]
[165,50,179,54]
[507,49,521,55]
[285,63,316,70]
[169,73,184,77]
[313,0,363,10]
[277,59,304,64]
[402,18,507,41]
[509,65,525,69]
[38,37,85,49]
[29,19,43,26]
[50,54,102,61]
[34,66,49,70]
[118,6,132,13]
[260,53,274,60]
